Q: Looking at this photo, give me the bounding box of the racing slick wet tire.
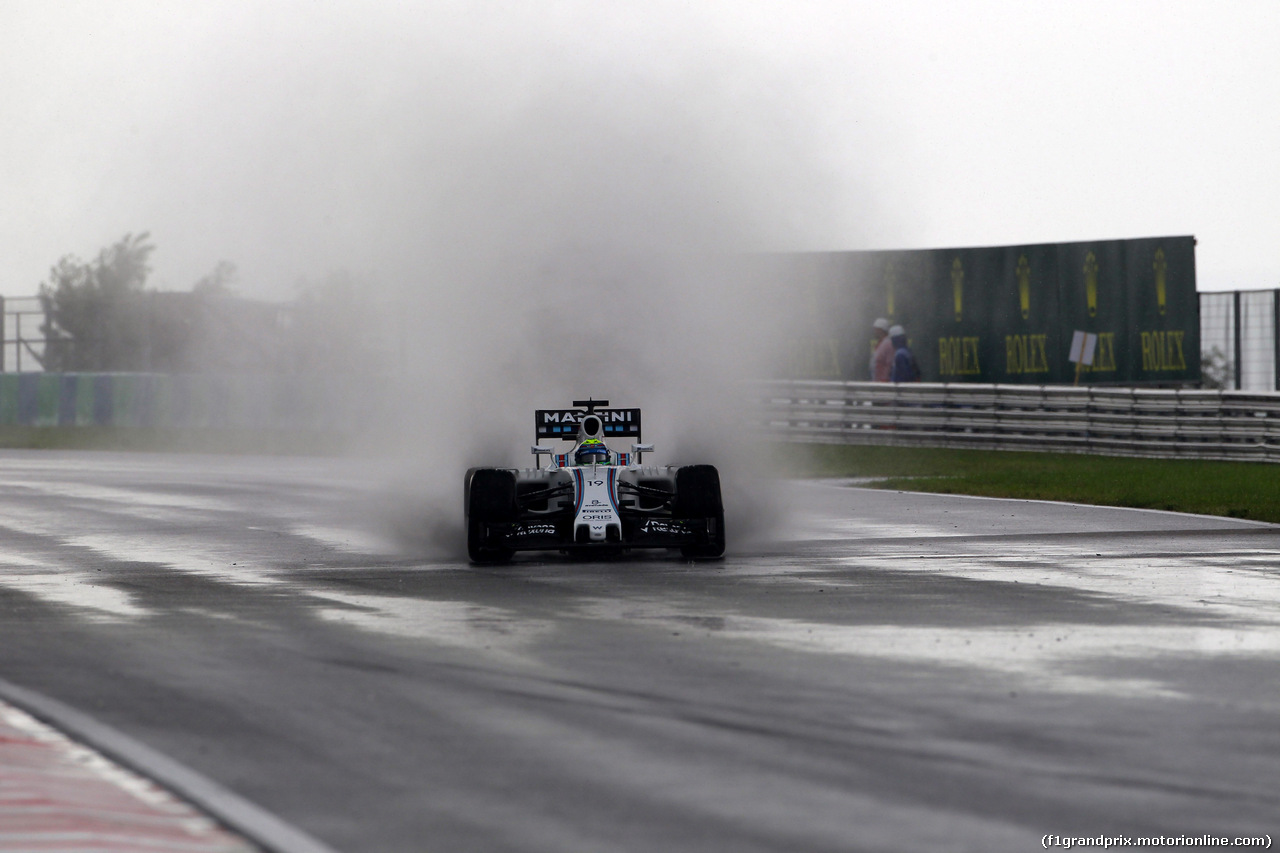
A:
[465,468,517,564]
[672,465,726,559]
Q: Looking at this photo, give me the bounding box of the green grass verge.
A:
[5,428,1275,522]
[775,443,1280,523]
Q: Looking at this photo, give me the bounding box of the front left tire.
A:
[672,465,725,559]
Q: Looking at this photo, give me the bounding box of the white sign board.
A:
[1068,331,1098,366]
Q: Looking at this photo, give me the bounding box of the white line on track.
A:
[0,680,339,853]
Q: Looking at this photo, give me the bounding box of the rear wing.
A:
[535,402,642,442]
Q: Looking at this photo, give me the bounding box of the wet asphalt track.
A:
[0,449,1277,852]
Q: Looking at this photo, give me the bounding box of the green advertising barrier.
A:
[1053,241,1125,382]
[780,236,1199,386]
[0,373,374,431]
[992,242,1060,382]
[1125,237,1197,380]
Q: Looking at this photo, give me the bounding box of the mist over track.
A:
[0,450,1277,851]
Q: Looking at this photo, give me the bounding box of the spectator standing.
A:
[889,324,921,382]
[871,317,894,382]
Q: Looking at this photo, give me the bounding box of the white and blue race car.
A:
[464,400,725,563]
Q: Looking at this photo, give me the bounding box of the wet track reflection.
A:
[0,451,1278,852]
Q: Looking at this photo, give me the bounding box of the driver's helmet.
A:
[575,438,609,466]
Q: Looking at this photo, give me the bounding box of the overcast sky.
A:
[2,0,1277,299]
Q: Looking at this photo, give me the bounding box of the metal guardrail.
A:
[748,380,1280,463]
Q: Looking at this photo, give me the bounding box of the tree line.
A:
[35,233,385,374]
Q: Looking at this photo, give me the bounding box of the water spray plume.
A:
[258,13,868,557]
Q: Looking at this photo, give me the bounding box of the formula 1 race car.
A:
[464,399,725,563]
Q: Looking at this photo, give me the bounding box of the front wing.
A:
[475,514,719,553]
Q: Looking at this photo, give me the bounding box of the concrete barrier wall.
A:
[21,374,1277,464]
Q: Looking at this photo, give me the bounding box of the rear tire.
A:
[465,468,517,564]
[672,465,725,559]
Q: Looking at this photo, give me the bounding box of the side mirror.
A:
[631,443,654,463]
[531,445,554,466]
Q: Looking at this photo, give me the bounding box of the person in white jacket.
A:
[871,317,894,382]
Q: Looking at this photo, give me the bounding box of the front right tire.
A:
[465,468,517,564]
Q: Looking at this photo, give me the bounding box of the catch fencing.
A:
[749,379,1280,463]
[1199,289,1280,391]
